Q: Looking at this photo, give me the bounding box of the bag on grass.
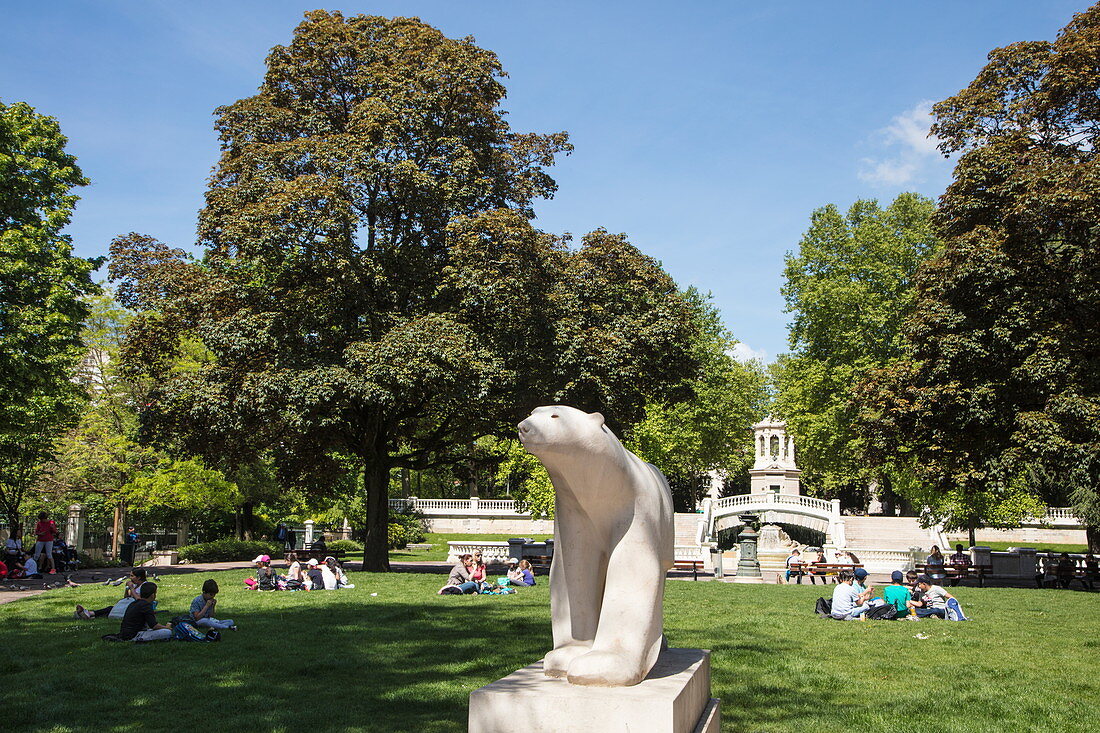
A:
[172,620,219,642]
[945,597,968,621]
[865,603,898,620]
[814,597,832,616]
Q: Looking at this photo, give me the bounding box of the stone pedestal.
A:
[469,648,719,733]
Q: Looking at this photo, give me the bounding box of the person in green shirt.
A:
[882,570,910,614]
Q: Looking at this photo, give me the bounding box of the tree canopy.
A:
[111,12,699,570]
[855,5,1100,547]
[775,193,939,507]
[0,100,99,527]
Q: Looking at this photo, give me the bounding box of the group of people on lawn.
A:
[248,552,354,591]
[74,568,236,642]
[830,568,958,620]
[440,551,536,594]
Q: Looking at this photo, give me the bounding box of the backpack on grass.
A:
[171,620,220,642]
[865,603,898,620]
[815,597,832,617]
[945,597,969,621]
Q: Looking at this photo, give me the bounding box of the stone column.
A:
[177,518,190,548]
[66,505,84,551]
[304,520,315,545]
[1016,547,1037,580]
[341,517,351,540]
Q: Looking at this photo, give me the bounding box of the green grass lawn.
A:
[388,533,553,561]
[978,541,1089,553]
[2,571,1097,732]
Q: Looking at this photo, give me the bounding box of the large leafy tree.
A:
[112,12,697,570]
[0,101,99,528]
[775,194,939,507]
[855,4,1100,549]
[628,289,768,510]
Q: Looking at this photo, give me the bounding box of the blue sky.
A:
[2,1,1092,361]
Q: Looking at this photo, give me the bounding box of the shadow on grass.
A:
[0,580,553,733]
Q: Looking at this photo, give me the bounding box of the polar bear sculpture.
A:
[517,405,674,687]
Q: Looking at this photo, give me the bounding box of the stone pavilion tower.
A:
[749,417,801,495]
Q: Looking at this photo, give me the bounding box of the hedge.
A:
[177,539,282,563]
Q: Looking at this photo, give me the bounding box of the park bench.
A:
[672,559,702,580]
[788,562,863,583]
[285,546,346,564]
[915,563,993,587]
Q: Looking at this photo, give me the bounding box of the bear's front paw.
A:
[543,643,591,678]
[566,649,644,687]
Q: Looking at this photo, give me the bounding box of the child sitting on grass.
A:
[191,579,237,630]
[111,582,173,642]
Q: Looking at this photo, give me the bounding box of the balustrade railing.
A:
[713,493,835,515]
[388,497,522,515]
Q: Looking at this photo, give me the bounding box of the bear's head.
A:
[517,405,609,459]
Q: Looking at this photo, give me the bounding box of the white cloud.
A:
[729,342,769,364]
[858,101,943,186]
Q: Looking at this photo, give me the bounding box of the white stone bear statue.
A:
[517,405,674,687]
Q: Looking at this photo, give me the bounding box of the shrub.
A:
[327,539,363,553]
[177,539,282,563]
[387,508,426,549]
[76,551,124,569]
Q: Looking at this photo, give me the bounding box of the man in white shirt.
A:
[785,549,804,584]
[830,571,864,619]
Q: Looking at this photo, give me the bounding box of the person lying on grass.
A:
[109,582,173,642]
[906,575,956,619]
[75,568,148,620]
[191,579,237,630]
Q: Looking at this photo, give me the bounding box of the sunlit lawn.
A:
[2,570,1097,732]
[977,540,1089,553]
[388,533,553,562]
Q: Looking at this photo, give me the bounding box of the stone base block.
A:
[469,648,718,733]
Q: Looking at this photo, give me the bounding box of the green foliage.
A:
[177,538,282,563]
[776,193,939,504]
[628,288,768,508]
[491,439,554,519]
[856,6,1100,546]
[386,508,426,549]
[326,539,363,553]
[119,458,241,512]
[0,101,100,525]
[109,12,697,571]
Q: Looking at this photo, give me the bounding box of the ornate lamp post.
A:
[733,513,764,584]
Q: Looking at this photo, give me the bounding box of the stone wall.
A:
[946,528,1087,546]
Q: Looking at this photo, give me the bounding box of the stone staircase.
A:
[674,513,702,546]
[842,516,940,552]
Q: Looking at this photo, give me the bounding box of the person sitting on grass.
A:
[882,570,911,615]
[191,579,237,630]
[784,548,803,584]
[829,571,865,620]
[76,568,147,620]
[285,552,303,583]
[111,582,173,642]
[906,575,955,619]
[500,558,524,587]
[441,553,479,594]
[305,558,325,590]
[517,559,537,586]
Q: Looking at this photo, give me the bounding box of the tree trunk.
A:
[1088,524,1099,554]
[234,509,242,540]
[362,458,391,572]
[242,502,254,540]
[111,502,124,561]
[968,522,977,548]
[401,468,410,499]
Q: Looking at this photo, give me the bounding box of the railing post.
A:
[304,520,315,545]
[830,499,841,518]
[470,496,479,512]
